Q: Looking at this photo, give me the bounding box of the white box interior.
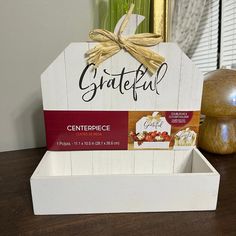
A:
[32,148,217,177]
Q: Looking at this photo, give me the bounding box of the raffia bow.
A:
[86,3,165,75]
[146,114,162,122]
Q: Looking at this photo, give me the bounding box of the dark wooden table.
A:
[0,148,236,236]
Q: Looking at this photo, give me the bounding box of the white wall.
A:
[0,0,94,152]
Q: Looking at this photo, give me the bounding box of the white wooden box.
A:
[31,148,219,214]
[31,13,220,214]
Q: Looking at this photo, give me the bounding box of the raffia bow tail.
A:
[86,44,120,67]
[126,44,165,74]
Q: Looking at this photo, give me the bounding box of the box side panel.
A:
[192,148,219,173]
[134,150,154,174]
[31,174,219,215]
[153,150,174,173]
[71,151,93,175]
[174,150,192,173]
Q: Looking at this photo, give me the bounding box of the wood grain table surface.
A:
[0,148,236,236]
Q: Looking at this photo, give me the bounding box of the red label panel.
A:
[165,111,193,126]
[44,111,128,151]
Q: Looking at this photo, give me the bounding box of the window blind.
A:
[189,0,220,74]
[221,0,236,68]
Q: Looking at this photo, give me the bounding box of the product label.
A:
[128,111,199,150]
[44,111,128,150]
[44,110,200,151]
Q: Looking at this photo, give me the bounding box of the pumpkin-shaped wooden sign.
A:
[41,10,203,151]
